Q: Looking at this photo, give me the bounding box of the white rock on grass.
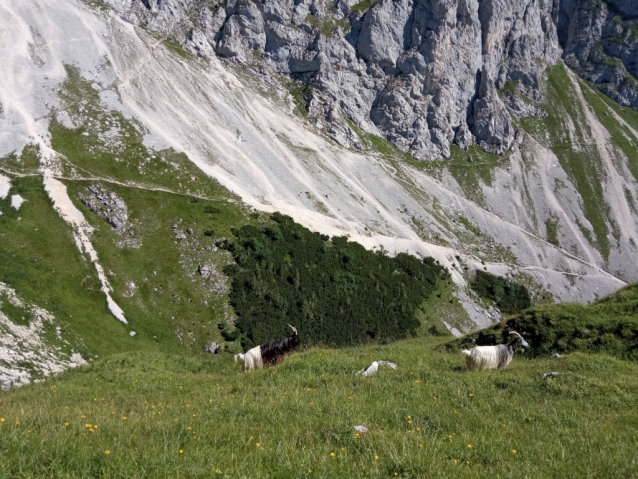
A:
[356,360,399,376]
[0,174,10,199]
[11,195,26,210]
[0,282,87,389]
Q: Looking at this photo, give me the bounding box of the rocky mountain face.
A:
[107,0,636,159]
[559,0,638,107]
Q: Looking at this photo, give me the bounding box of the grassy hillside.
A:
[0,175,134,359]
[64,179,254,354]
[0,334,636,478]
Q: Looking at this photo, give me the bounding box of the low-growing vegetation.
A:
[222,213,445,349]
[447,283,638,361]
[0,333,636,478]
[0,175,134,359]
[470,270,532,315]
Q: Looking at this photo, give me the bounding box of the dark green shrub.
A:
[203,205,222,214]
[470,270,531,314]
[221,213,444,349]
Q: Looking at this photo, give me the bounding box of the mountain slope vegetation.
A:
[447,283,638,361]
[0,287,637,477]
[224,213,445,349]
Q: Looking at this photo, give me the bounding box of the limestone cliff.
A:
[105,0,636,159]
[559,0,638,108]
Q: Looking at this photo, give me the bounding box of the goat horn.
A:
[288,324,298,335]
[509,331,522,339]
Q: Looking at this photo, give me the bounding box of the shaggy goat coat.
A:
[234,328,300,371]
[462,333,529,371]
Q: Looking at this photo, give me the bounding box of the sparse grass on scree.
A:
[520,63,614,260]
[0,336,636,478]
[51,65,225,200]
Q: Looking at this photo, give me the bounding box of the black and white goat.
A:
[234,325,299,371]
[462,331,529,371]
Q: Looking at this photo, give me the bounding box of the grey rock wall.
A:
[558,0,638,107]
[104,0,636,158]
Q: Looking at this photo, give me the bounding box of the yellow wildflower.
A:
[330,452,335,457]
[467,444,472,448]
[104,450,110,455]
[512,449,517,454]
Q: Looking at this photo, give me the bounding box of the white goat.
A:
[234,345,263,371]
[462,331,529,371]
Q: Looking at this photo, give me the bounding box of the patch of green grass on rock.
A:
[0,176,135,358]
[520,63,612,260]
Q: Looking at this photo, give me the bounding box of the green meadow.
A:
[0,331,636,478]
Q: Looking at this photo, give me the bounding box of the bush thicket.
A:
[470,270,531,314]
[222,213,445,349]
[446,283,638,360]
